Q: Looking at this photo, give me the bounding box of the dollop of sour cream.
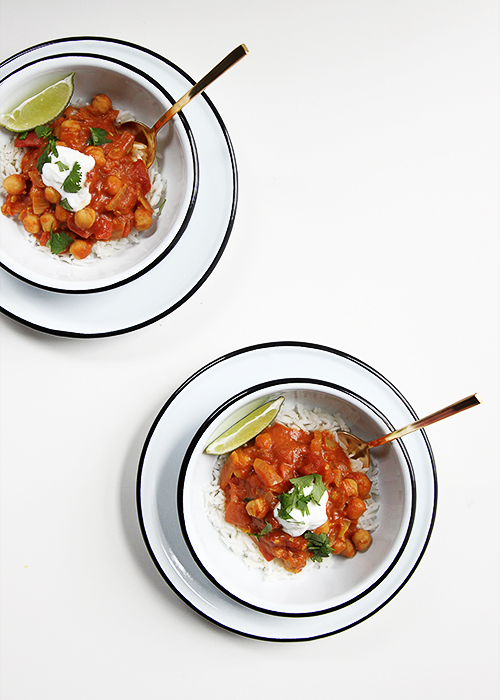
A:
[274,485,329,537]
[41,145,95,212]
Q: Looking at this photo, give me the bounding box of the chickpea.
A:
[352,529,372,552]
[134,206,153,231]
[44,186,61,204]
[350,472,372,500]
[22,213,41,235]
[69,239,93,260]
[105,175,122,196]
[3,174,25,195]
[60,119,81,134]
[339,539,356,558]
[331,538,348,554]
[245,498,269,519]
[85,146,106,168]
[91,93,112,114]
[74,207,96,230]
[40,212,58,233]
[345,497,367,521]
[55,204,69,222]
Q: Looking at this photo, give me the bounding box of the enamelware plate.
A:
[137,342,437,641]
[0,37,237,335]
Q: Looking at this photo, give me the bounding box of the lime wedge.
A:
[205,396,285,455]
[0,73,75,132]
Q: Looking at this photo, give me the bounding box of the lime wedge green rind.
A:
[205,396,285,455]
[0,74,75,132]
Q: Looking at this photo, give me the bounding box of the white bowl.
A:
[179,379,415,616]
[0,51,198,293]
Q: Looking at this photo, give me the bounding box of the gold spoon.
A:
[337,393,482,469]
[119,44,248,168]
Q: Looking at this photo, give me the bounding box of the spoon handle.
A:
[367,393,482,448]
[153,44,248,133]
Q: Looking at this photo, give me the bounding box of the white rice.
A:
[0,109,166,264]
[203,400,380,578]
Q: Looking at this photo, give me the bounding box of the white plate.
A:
[137,342,437,641]
[0,38,237,336]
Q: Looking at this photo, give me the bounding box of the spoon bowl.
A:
[338,393,481,469]
[120,44,248,168]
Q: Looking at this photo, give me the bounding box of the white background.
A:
[0,1,498,698]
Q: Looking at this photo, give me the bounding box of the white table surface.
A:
[0,1,498,698]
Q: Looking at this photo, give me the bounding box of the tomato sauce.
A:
[1,93,154,260]
[220,423,373,573]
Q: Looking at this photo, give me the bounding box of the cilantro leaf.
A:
[36,146,52,172]
[276,490,300,521]
[48,229,73,255]
[87,127,112,147]
[290,474,326,505]
[35,124,53,139]
[59,198,73,211]
[56,161,69,172]
[290,474,315,489]
[35,127,59,172]
[62,162,82,193]
[277,474,326,522]
[310,474,326,504]
[17,131,29,140]
[49,138,59,160]
[304,531,333,562]
[252,521,272,541]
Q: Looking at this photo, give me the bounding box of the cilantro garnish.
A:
[35,125,59,172]
[17,131,29,140]
[59,198,73,211]
[36,145,53,171]
[252,521,272,541]
[276,474,326,522]
[35,125,53,139]
[62,162,82,193]
[87,127,111,146]
[304,531,333,562]
[48,228,72,255]
[56,161,69,172]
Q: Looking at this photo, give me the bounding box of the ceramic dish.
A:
[0,37,236,335]
[179,381,415,616]
[0,52,198,293]
[137,342,437,640]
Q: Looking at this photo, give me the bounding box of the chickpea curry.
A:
[220,423,373,573]
[1,93,155,260]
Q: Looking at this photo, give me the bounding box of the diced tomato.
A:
[91,214,113,241]
[134,158,151,195]
[14,131,44,148]
[219,459,235,490]
[225,501,252,529]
